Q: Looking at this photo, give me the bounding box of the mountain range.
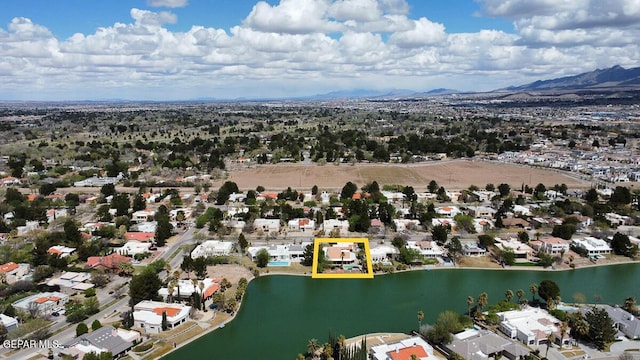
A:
[504,65,640,92]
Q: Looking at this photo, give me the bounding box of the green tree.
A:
[611,232,638,257]
[445,236,463,266]
[256,249,270,268]
[340,181,358,200]
[623,297,638,315]
[238,233,248,253]
[538,279,560,302]
[453,214,475,233]
[76,322,88,336]
[529,283,538,302]
[132,194,146,212]
[428,180,438,194]
[301,244,314,266]
[609,186,632,206]
[497,183,511,197]
[466,296,474,317]
[83,297,100,315]
[431,224,449,245]
[82,352,113,360]
[585,307,616,350]
[91,319,102,331]
[505,289,514,303]
[216,181,239,205]
[129,267,162,307]
[155,212,173,247]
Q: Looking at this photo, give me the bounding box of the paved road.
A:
[1,227,196,360]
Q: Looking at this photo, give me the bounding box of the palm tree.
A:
[307,338,320,358]
[417,310,424,330]
[337,335,346,360]
[569,312,589,342]
[199,281,205,310]
[477,292,488,317]
[466,296,474,317]
[545,332,554,357]
[559,321,568,349]
[529,283,538,303]
[410,355,418,360]
[322,343,333,360]
[167,283,175,303]
[623,296,638,315]
[164,263,172,281]
[505,289,514,303]
[516,289,524,304]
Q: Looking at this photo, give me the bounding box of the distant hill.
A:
[504,65,640,91]
[306,88,459,100]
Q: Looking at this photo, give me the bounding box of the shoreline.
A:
[159,258,639,358]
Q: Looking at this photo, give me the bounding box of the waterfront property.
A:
[158,278,219,301]
[191,240,234,258]
[595,305,640,340]
[498,306,572,348]
[369,336,440,360]
[133,301,192,333]
[571,237,612,256]
[443,328,530,360]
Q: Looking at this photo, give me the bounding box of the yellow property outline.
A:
[312,238,374,279]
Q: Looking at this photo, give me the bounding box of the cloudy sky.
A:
[1,0,639,101]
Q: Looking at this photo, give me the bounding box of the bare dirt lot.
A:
[214,159,591,191]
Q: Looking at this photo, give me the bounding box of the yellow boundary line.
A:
[312,238,374,279]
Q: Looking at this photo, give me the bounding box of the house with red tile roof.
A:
[133,300,191,333]
[370,336,436,360]
[124,232,156,242]
[86,253,131,271]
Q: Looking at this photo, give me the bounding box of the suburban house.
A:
[158,278,219,301]
[467,206,497,219]
[324,243,358,265]
[131,209,156,222]
[393,219,422,232]
[46,271,95,292]
[369,336,437,360]
[86,253,132,272]
[606,212,632,227]
[0,262,30,284]
[530,237,570,255]
[407,241,444,258]
[502,216,531,229]
[571,237,612,256]
[118,241,152,256]
[13,292,69,316]
[247,243,312,264]
[133,300,192,333]
[61,326,140,359]
[494,238,534,260]
[498,306,572,348]
[287,218,316,232]
[253,218,281,233]
[369,245,398,264]
[597,305,640,339]
[124,231,156,242]
[322,219,350,235]
[443,328,530,360]
[0,313,19,331]
[191,240,234,258]
[47,245,76,258]
[462,242,487,257]
[435,206,462,217]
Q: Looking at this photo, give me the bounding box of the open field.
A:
[214,159,592,191]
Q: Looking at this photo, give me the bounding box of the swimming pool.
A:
[268,261,290,267]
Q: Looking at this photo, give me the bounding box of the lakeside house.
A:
[571,237,612,256]
[530,237,570,255]
[191,240,234,258]
[369,336,439,360]
[498,306,572,348]
[369,245,399,264]
[407,241,444,258]
[133,300,192,334]
[324,243,357,265]
[247,243,311,263]
[158,278,219,301]
[494,237,534,260]
[443,328,529,360]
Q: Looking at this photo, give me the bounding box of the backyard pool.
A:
[268,261,290,267]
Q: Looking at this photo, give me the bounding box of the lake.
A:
[163,264,640,359]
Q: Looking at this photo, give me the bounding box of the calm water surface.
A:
[163,264,640,359]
